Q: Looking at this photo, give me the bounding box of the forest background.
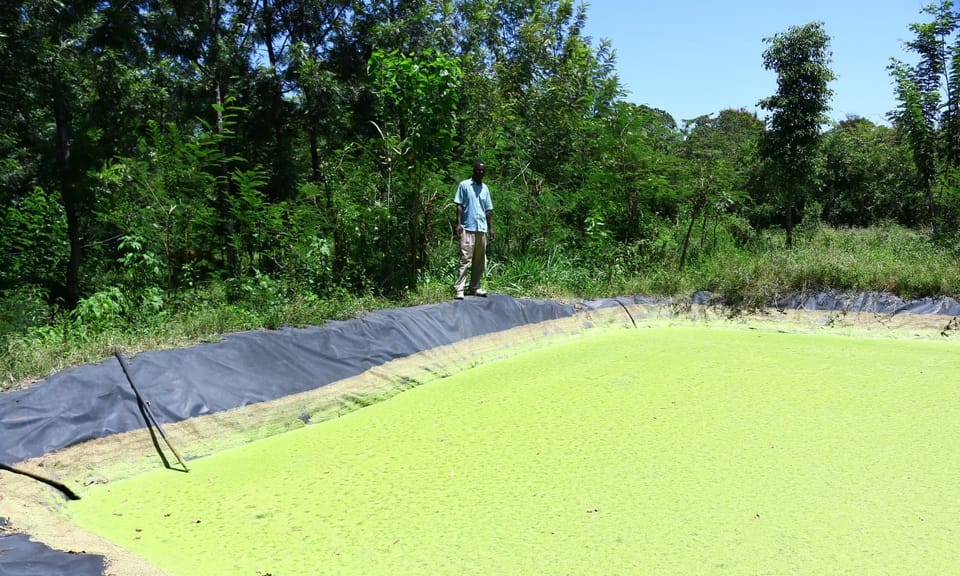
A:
[4,0,960,388]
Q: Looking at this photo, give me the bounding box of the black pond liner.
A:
[0,295,583,466]
[0,517,104,576]
[1,291,956,575]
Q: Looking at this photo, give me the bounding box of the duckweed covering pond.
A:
[69,326,960,575]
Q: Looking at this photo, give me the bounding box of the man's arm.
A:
[486,210,494,242]
[455,203,464,236]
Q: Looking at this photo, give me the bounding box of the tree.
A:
[367,48,462,288]
[759,21,834,248]
[817,117,919,226]
[265,0,353,187]
[0,1,154,307]
[680,109,764,267]
[888,0,960,231]
[586,103,681,243]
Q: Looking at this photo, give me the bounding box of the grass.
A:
[692,223,960,308]
[0,288,384,391]
[3,223,960,391]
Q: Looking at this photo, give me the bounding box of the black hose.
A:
[0,462,80,501]
[614,298,638,328]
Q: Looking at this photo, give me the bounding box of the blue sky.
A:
[583,0,930,125]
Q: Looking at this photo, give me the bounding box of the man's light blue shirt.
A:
[455,178,493,233]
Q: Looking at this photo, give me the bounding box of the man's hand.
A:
[488,229,495,243]
[455,224,463,238]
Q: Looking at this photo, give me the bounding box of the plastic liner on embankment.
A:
[0,295,606,466]
[0,295,656,576]
[1,291,958,576]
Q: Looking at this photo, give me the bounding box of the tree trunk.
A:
[785,189,795,249]
[679,191,706,270]
[309,123,321,183]
[53,76,81,309]
[208,0,237,272]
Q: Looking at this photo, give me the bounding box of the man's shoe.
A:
[473,288,488,297]
[454,291,464,300]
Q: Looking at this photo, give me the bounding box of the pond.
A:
[68,326,960,575]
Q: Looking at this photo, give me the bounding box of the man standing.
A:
[453,161,495,299]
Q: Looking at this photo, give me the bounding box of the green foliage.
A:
[890,56,940,225]
[229,166,283,268]
[273,182,337,295]
[117,236,164,291]
[5,222,960,390]
[678,110,764,269]
[697,223,960,308]
[367,47,464,288]
[93,106,264,292]
[0,187,69,291]
[583,103,683,244]
[817,118,920,226]
[760,21,835,247]
[72,287,127,334]
[888,1,960,230]
[5,0,960,390]
[0,285,52,340]
[368,48,463,159]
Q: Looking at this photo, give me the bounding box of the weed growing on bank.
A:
[2,224,959,390]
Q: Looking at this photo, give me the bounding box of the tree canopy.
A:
[0,1,955,341]
[759,21,835,248]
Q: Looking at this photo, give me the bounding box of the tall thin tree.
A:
[759,21,834,248]
[889,0,960,232]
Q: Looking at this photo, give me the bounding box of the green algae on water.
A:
[68,327,960,575]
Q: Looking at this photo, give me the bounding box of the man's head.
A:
[472,162,486,183]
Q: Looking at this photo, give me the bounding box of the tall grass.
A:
[694,223,960,308]
[1,287,381,391]
[3,223,959,390]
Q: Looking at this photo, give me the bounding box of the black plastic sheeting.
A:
[0,520,104,576]
[20,290,958,468]
[686,289,960,315]
[0,295,576,466]
[774,290,960,315]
